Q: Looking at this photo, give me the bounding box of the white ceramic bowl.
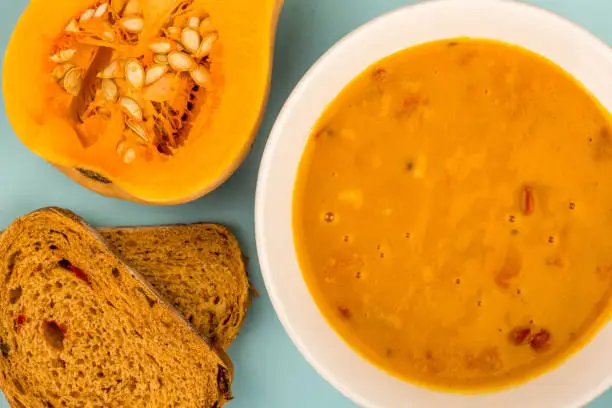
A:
[255,0,612,406]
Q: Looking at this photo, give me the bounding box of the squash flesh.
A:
[3,0,282,203]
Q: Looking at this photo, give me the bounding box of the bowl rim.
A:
[255,0,612,407]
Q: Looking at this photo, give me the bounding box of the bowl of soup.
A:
[255,0,612,406]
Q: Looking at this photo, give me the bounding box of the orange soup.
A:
[293,38,612,392]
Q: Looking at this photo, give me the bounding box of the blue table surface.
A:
[1,0,612,407]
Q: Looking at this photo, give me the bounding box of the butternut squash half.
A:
[3,0,282,204]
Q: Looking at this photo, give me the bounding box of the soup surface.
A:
[293,38,612,391]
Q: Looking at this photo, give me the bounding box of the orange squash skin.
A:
[3,0,284,205]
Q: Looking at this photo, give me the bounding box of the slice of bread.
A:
[98,224,250,350]
[0,208,233,408]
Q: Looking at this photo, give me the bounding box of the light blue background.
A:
[0,0,611,407]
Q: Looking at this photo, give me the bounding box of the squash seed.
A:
[102,30,116,42]
[94,3,109,18]
[167,26,180,39]
[145,64,169,85]
[116,139,127,155]
[120,17,144,33]
[98,60,120,78]
[149,40,173,54]
[79,8,95,23]
[119,96,143,121]
[196,32,218,59]
[52,63,75,81]
[188,17,201,29]
[98,21,116,42]
[126,118,148,141]
[153,53,168,64]
[125,59,145,89]
[101,78,118,101]
[50,49,76,63]
[123,147,136,164]
[181,28,201,53]
[199,18,214,35]
[63,68,83,96]
[65,19,80,33]
[168,52,194,72]
[190,65,211,87]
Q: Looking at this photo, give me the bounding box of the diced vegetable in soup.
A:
[293,38,612,392]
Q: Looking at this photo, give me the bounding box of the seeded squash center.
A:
[3,0,282,204]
